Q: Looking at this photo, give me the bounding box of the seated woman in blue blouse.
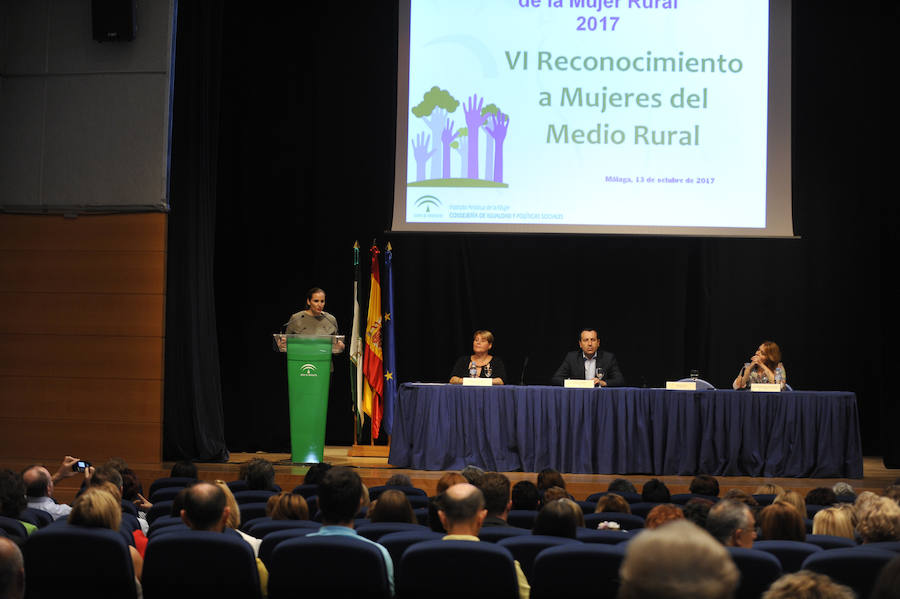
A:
[448,330,506,385]
[732,341,787,389]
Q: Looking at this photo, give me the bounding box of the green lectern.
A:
[274,334,344,463]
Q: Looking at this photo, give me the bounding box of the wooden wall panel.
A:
[0,292,164,336]
[1,377,161,422]
[0,213,166,467]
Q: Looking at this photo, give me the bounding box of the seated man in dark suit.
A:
[551,328,625,387]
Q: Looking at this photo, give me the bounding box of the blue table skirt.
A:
[387,384,863,477]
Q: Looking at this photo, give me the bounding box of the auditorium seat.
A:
[584,512,645,531]
[24,523,138,599]
[507,509,539,529]
[806,504,827,518]
[586,491,642,504]
[805,534,856,550]
[236,502,268,524]
[855,541,900,553]
[356,521,428,542]
[575,500,595,513]
[531,543,626,599]
[626,502,659,518]
[670,493,718,505]
[498,534,581,581]
[291,483,318,497]
[226,480,249,493]
[377,529,443,579]
[752,494,777,506]
[148,485,185,503]
[478,525,531,542]
[575,528,632,544]
[19,507,53,528]
[145,500,173,524]
[801,547,897,599]
[726,547,782,599]
[268,535,392,599]
[258,527,317,567]
[368,484,427,500]
[147,476,195,497]
[752,540,823,572]
[244,518,318,538]
[399,539,520,598]
[233,489,277,504]
[148,520,188,538]
[142,530,262,599]
[0,516,28,541]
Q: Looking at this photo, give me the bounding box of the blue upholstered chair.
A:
[142,530,262,599]
[147,476,195,497]
[586,491,642,504]
[805,533,856,550]
[726,547,782,599]
[752,540,823,572]
[291,483,318,497]
[531,543,626,599]
[258,527,317,567]
[575,527,633,544]
[368,484,427,500]
[18,507,52,528]
[145,500,174,524]
[627,502,659,518]
[244,518,318,538]
[477,525,531,543]
[0,516,28,541]
[236,501,268,524]
[24,523,138,599]
[268,535,392,599]
[148,485,185,503]
[670,493,719,505]
[377,529,443,579]
[498,534,581,581]
[233,489,277,504]
[584,512,645,530]
[356,521,428,542]
[399,539,520,598]
[802,547,897,599]
[507,509,539,530]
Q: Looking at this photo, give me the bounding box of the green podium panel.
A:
[286,335,333,463]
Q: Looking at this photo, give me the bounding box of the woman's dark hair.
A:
[533,499,578,539]
[608,479,637,494]
[511,481,540,511]
[120,468,143,501]
[306,287,325,304]
[304,462,332,485]
[170,460,198,479]
[805,487,837,507]
[385,474,412,487]
[369,490,416,524]
[0,469,27,517]
[641,478,671,503]
[537,468,565,491]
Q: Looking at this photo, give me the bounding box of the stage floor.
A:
[45,447,899,505]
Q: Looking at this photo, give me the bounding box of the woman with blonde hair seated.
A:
[594,493,631,514]
[265,492,309,520]
[812,506,855,539]
[774,490,806,517]
[68,486,143,583]
[213,480,262,556]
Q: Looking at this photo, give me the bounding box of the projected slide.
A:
[395,0,791,235]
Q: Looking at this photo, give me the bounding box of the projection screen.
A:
[392,0,793,237]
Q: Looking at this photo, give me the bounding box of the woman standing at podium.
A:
[732,341,786,389]
[449,330,507,385]
[284,287,344,353]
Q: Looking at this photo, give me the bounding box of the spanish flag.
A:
[362,243,384,438]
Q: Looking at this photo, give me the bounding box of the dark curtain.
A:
[163,1,228,461]
[164,1,899,467]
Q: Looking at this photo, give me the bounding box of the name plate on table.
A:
[462,377,492,386]
[666,381,697,390]
[564,379,595,389]
[751,383,782,392]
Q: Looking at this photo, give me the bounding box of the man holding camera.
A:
[21,456,88,520]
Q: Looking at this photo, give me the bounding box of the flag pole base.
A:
[347,444,390,458]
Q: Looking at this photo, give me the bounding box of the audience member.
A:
[758,502,806,541]
[479,473,512,527]
[460,465,486,488]
[302,462,331,486]
[856,496,900,543]
[0,471,34,536]
[683,498,714,529]
[560,498,585,527]
[812,507,855,539]
[761,570,855,599]
[706,500,756,548]
[884,485,900,506]
[773,490,804,515]
[368,490,415,524]
[536,468,565,491]
[69,487,143,582]
[120,468,143,504]
[0,537,25,599]
[689,475,720,497]
[645,504,685,529]
[511,481,540,511]
[436,472,467,495]
[240,458,276,491]
[212,481,262,556]
[384,474,412,487]
[307,468,394,595]
[608,478,638,495]
[533,499,579,539]
[641,478,671,503]
[541,485,569,505]
[437,483,529,599]
[594,493,631,514]
[265,492,309,521]
[723,488,760,509]
[832,481,856,499]
[618,519,739,599]
[180,482,268,596]
[21,457,84,520]
[170,460,198,479]
[871,555,900,599]
[753,483,785,496]
[806,487,837,507]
